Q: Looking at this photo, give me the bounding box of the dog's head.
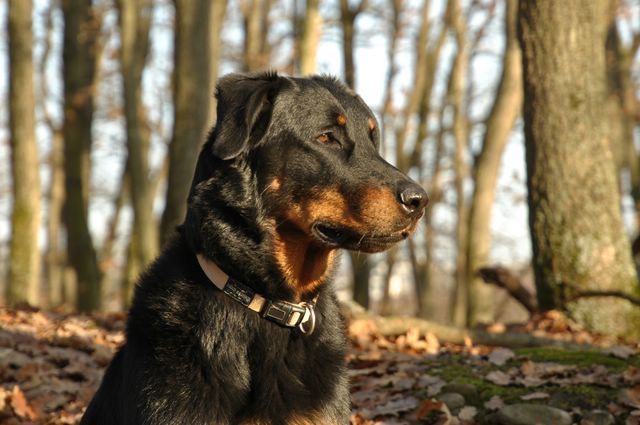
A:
[186,72,428,296]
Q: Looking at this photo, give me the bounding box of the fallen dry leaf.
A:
[415,399,452,422]
[360,396,419,419]
[520,391,550,400]
[620,387,640,409]
[10,385,37,420]
[604,346,636,359]
[484,395,505,411]
[486,370,512,386]
[488,348,515,366]
[458,405,477,421]
[416,399,443,419]
[624,367,640,385]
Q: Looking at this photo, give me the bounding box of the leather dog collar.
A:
[196,254,317,335]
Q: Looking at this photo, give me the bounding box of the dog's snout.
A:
[398,184,428,215]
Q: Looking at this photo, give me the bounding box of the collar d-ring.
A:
[298,302,316,335]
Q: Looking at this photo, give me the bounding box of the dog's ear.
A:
[211,72,281,160]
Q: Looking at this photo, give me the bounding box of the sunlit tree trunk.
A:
[406,1,448,319]
[416,103,446,319]
[298,0,321,75]
[240,0,273,72]
[378,0,403,316]
[117,0,156,303]
[46,132,65,306]
[466,0,522,325]
[519,0,640,338]
[160,0,213,243]
[38,2,65,308]
[448,0,471,328]
[604,1,640,228]
[207,0,228,126]
[7,0,41,306]
[339,0,366,89]
[61,0,102,311]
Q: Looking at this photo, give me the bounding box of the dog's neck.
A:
[196,253,317,334]
[272,223,338,301]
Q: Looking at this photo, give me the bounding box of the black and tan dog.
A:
[81,72,427,425]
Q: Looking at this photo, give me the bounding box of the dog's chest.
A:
[202,310,345,416]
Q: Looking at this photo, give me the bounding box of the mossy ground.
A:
[422,347,636,423]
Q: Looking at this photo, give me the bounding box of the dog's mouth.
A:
[311,222,414,253]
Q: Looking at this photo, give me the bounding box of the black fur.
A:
[81,73,427,425]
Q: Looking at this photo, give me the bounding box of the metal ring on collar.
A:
[299,303,316,335]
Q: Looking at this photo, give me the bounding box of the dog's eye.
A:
[317,133,330,144]
[316,133,342,149]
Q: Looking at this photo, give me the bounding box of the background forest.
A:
[2,0,640,340]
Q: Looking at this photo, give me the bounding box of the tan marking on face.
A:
[269,177,282,191]
[270,186,409,295]
[283,187,403,235]
[358,186,402,229]
[302,189,360,229]
[368,117,376,130]
[337,114,347,126]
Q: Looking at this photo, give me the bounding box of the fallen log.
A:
[341,301,593,351]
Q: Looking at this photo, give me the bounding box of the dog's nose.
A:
[398,184,429,216]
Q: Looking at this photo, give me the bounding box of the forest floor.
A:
[0,306,639,425]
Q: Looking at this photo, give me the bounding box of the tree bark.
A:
[604,1,640,227]
[416,102,446,319]
[7,0,41,306]
[466,0,522,325]
[62,0,102,311]
[207,0,228,126]
[351,253,370,309]
[519,0,640,338]
[339,0,366,89]
[38,2,65,308]
[160,0,213,244]
[447,0,471,328]
[46,132,65,307]
[298,0,322,75]
[240,0,272,72]
[117,0,157,301]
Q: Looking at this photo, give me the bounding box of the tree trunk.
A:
[351,252,370,308]
[117,0,157,299]
[604,1,640,227]
[298,0,322,75]
[207,0,228,126]
[46,132,65,307]
[240,0,272,72]
[7,0,41,306]
[417,103,446,319]
[160,0,213,244]
[100,166,128,306]
[380,245,398,316]
[519,0,640,338]
[39,2,65,308]
[448,0,471,328]
[466,0,523,325]
[339,0,359,89]
[62,0,102,311]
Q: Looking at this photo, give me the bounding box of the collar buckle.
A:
[262,300,308,328]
